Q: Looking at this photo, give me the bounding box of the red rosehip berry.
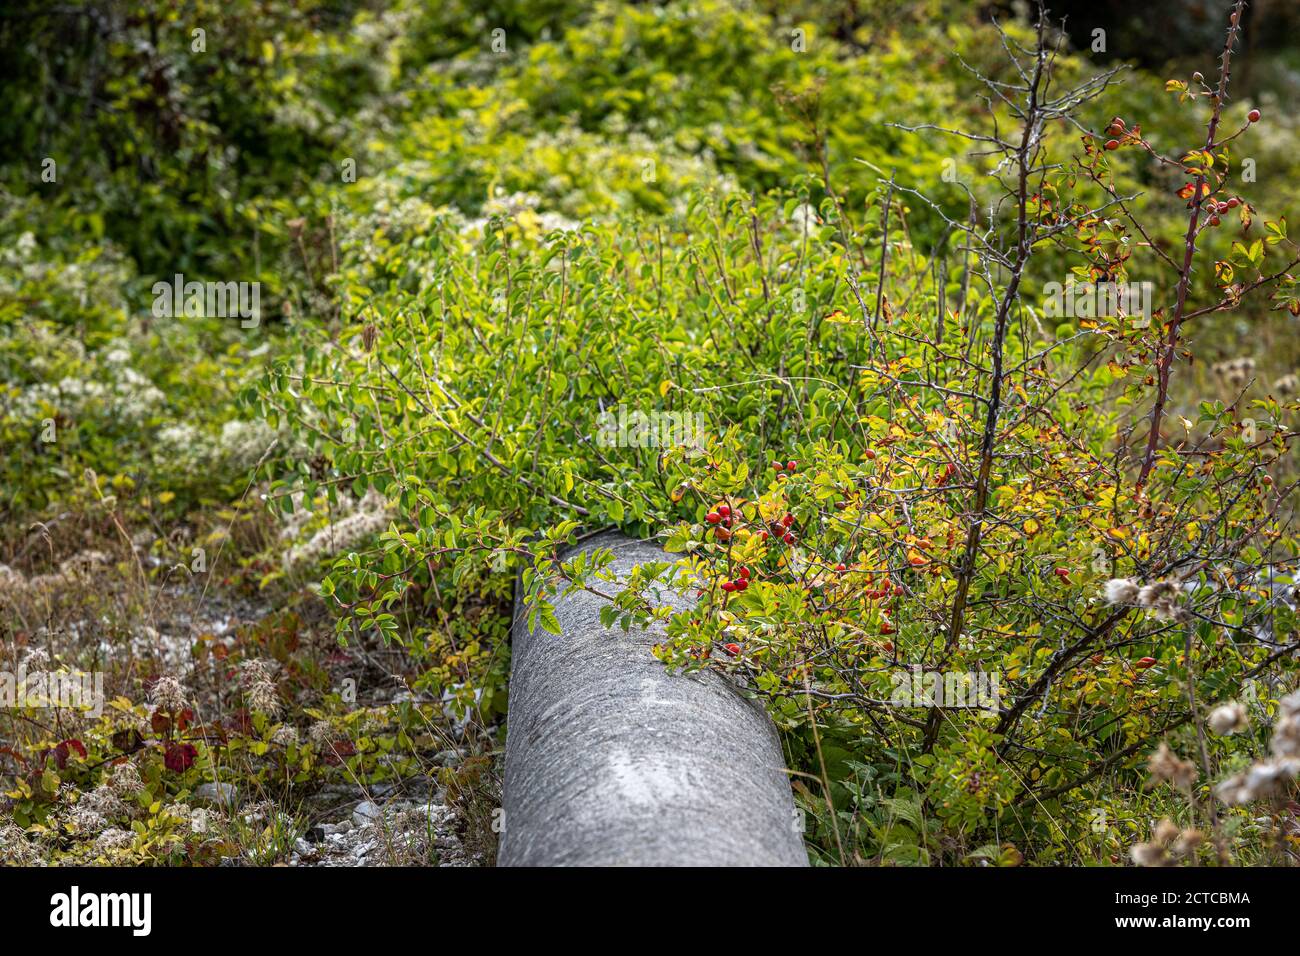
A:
[706,512,720,524]
[787,460,798,472]
[723,642,741,656]
[1248,109,1261,123]
[1226,197,1240,208]
[1104,139,1119,151]
[835,563,847,572]
[1209,215,1221,226]
[772,461,784,471]
[735,578,748,592]
[721,580,736,592]
[1135,657,1157,669]
[717,504,730,517]
[738,566,751,579]
[781,514,794,527]
[783,532,796,545]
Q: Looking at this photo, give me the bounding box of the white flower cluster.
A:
[459,190,582,236]
[152,417,278,472]
[283,488,393,570]
[11,365,166,425]
[0,203,132,302]
[338,178,439,256]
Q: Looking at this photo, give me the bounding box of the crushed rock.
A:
[289,798,476,867]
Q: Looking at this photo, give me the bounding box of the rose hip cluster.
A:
[705,501,798,546]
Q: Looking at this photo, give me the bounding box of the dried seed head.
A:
[1153,818,1180,845]
[1207,702,1248,736]
[1102,578,1140,605]
[247,680,281,718]
[1137,580,1180,608]
[107,761,144,795]
[1148,741,1199,789]
[1130,842,1169,867]
[308,720,334,747]
[149,676,187,713]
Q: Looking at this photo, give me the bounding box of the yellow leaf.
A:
[659,380,673,398]
[1023,519,1040,535]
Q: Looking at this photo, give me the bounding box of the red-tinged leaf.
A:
[61,738,87,759]
[164,742,197,773]
[42,744,69,769]
[324,738,356,765]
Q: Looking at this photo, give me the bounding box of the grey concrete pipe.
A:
[499,531,808,866]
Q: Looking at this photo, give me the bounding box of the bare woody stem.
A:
[1136,0,1246,488]
[923,13,1047,753]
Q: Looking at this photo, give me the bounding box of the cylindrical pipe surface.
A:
[500,531,808,866]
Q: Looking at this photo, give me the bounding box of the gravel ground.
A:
[289,795,477,867]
